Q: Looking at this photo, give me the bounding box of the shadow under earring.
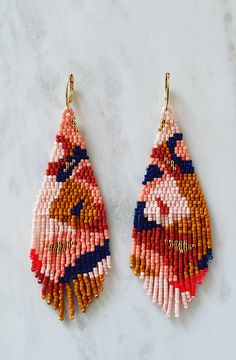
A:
[30,74,111,320]
[130,73,213,318]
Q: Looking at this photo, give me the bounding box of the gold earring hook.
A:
[164,72,170,111]
[66,74,74,109]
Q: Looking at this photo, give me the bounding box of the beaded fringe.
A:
[30,109,111,320]
[130,108,213,318]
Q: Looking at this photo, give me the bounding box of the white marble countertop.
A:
[0,1,236,359]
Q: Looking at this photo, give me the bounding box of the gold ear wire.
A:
[164,72,170,111]
[66,74,74,109]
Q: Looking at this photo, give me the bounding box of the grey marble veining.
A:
[0,1,236,359]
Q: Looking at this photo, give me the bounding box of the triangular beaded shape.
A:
[130,108,212,318]
[30,108,111,320]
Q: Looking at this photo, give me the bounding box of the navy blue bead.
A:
[71,200,84,216]
[198,255,209,270]
[143,165,163,184]
[56,145,89,183]
[207,248,213,260]
[133,201,161,232]
[59,240,110,283]
[167,133,195,174]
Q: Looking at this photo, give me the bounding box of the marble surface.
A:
[0,0,236,359]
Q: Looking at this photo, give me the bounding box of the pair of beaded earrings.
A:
[30,73,213,320]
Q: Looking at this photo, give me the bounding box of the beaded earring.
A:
[130,73,213,318]
[30,74,111,320]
